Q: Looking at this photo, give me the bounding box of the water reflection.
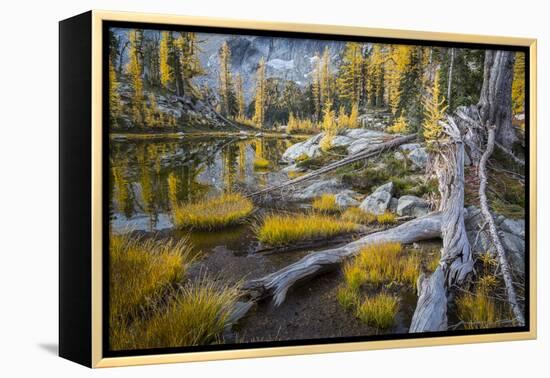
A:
[110,136,293,232]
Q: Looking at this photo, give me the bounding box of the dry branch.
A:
[246,134,416,199]
[478,126,525,326]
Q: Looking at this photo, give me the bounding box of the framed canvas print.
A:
[59,10,537,368]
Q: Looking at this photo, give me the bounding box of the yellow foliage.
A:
[423,69,448,143]
[172,193,254,230]
[312,194,339,213]
[253,57,267,128]
[387,115,410,134]
[356,293,398,329]
[456,278,500,330]
[342,207,377,225]
[159,31,173,87]
[320,100,337,151]
[127,30,145,126]
[337,286,360,311]
[349,103,359,128]
[109,233,193,349]
[255,213,358,246]
[253,157,270,170]
[112,277,240,350]
[376,212,397,225]
[108,60,122,127]
[287,113,318,134]
[512,52,525,116]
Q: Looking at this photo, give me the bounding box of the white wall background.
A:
[0,0,546,376]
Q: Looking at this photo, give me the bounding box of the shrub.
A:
[342,207,377,225]
[255,213,358,246]
[356,293,398,329]
[113,277,240,350]
[172,193,254,230]
[109,233,194,349]
[312,194,339,213]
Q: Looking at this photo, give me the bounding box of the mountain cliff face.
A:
[195,33,346,102]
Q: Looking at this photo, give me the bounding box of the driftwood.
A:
[243,212,442,307]
[247,134,416,199]
[478,126,525,326]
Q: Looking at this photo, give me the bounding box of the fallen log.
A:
[243,212,441,306]
[246,133,416,199]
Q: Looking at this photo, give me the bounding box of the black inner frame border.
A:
[102,19,531,359]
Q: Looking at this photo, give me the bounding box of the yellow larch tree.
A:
[127,30,145,126]
[337,42,364,109]
[159,31,173,88]
[252,58,267,128]
[422,69,448,143]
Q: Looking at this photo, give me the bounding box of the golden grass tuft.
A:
[456,284,498,330]
[255,213,358,246]
[312,194,339,213]
[253,157,271,170]
[109,233,194,349]
[336,286,360,311]
[352,242,420,286]
[376,212,397,225]
[342,207,377,225]
[355,293,398,329]
[343,263,368,291]
[112,277,240,350]
[172,193,254,230]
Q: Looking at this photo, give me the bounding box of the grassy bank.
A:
[255,213,358,247]
[172,193,254,230]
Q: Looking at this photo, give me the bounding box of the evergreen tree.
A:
[127,30,145,126]
[311,53,322,121]
[384,45,412,115]
[218,41,237,117]
[337,42,364,109]
[422,69,448,143]
[235,74,246,119]
[159,31,173,88]
[253,58,267,128]
[320,47,333,108]
[109,59,122,128]
[366,44,386,107]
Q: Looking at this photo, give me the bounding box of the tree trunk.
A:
[447,48,455,108]
[410,118,474,333]
[243,213,442,306]
[478,50,516,149]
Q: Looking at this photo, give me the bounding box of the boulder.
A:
[334,190,360,209]
[500,218,525,239]
[500,231,525,274]
[396,195,430,217]
[408,147,428,169]
[291,178,343,201]
[281,133,324,162]
[359,182,394,215]
[389,197,399,212]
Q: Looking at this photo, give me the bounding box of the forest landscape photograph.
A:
[106,25,528,352]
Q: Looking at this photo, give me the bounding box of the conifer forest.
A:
[107,26,527,351]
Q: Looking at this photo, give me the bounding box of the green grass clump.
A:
[172,193,254,230]
[356,293,398,329]
[376,212,397,225]
[342,207,377,225]
[336,286,360,311]
[109,233,194,350]
[312,194,339,213]
[255,213,358,246]
[253,157,271,170]
[114,277,240,350]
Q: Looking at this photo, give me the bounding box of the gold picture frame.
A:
[59,9,537,368]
